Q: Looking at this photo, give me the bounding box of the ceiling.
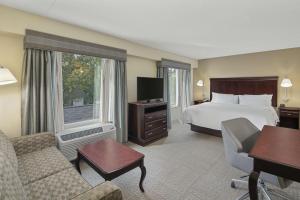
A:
[1,0,300,59]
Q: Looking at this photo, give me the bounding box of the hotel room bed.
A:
[183,102,279,132]
[185,76,279,136]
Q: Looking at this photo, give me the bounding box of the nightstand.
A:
[194,99,209,105]
[279,107,300,129]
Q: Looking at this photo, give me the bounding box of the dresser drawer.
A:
[144,126,167,139]
[145,118,167,131]
[145,110,167,122]
[280,110,299,118]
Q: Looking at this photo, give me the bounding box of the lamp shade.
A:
[280,78,292,88]
[0,66,17,86]
[197,80,204,87]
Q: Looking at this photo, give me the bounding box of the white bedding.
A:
[183,102,279,130]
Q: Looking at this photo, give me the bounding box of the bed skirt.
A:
[190,124,222,137]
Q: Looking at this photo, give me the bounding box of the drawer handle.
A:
[148,116,153,119]
[148,132,153,135]
[162,120,166,123]
[287,113,292,116]
[163,128,166,130]
[148,124,153,127]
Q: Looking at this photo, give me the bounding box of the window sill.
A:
[64,119,100,130]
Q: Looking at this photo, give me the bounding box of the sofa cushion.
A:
[11,132,56,156]
[18,146,72,185]
[0,151,27,200]
[24,167,92,200]
[0,130,18,171]
[72,181,123,200]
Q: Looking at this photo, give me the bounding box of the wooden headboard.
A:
[210,76,278,107]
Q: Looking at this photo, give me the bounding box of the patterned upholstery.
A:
[10,132,56,156]
[18,146,72,185]
[0,151,27,200]
[0,130,18,171]
[24,167,92,200]
[0,131,122,200]
[72,181,123,200]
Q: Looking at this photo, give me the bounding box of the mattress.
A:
[183,102,279,131]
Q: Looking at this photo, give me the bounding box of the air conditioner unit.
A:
[56,123,116,161]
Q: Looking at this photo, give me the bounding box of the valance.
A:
[157,58,191,70]
[24,29,127,61]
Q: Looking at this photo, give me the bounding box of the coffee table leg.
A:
[139,159,146,192]
[76,152,81,174]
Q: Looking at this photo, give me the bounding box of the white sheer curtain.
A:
[173,68,192,123]
[93,59,115,123]
[180,69,192,112]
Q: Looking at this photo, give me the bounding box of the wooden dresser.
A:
[128,102,168,146]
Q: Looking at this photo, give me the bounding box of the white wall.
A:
[127,56,157,102]
[0,33,23,137]
[0,5,198,68]
[194,48,300,107]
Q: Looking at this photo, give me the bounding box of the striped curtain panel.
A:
[114,60,128,143]
[21,49,64,135]
[157,66,172,129]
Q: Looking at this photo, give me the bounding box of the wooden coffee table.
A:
[75,139,146,192]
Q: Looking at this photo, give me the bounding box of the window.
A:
[169,68,179,107]
[62,52,102,125]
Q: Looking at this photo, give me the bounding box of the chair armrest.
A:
[72,181,122,200]
[10,132,56,156]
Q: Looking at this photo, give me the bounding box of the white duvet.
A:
[183,102,279,130]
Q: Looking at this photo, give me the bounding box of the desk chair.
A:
[221,118,292,200]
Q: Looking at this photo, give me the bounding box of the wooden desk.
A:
[248,126,300,200]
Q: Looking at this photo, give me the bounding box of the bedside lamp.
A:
[197,80,205,99]
[0,66,17,86]
[197,80,204,87]
[281,78,292,103]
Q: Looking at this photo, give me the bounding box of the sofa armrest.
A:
[72,181,122,200]
[10,132,56,156]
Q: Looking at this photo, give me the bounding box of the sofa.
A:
[0,130,123,200]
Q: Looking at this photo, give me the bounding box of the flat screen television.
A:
[137,77,163,101]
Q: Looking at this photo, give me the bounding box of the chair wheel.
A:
[231,181,236,188]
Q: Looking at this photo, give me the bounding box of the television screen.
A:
[137,77,164,101]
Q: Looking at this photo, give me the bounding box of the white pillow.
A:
[211,92,238,104]
[239,94,273,107]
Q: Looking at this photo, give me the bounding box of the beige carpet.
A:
[80,122,300,200]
